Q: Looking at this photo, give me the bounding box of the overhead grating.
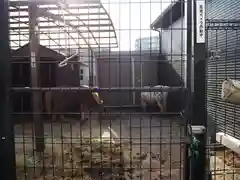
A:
[9,0,118,54]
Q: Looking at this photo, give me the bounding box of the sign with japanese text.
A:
[31,52,36,68]
[196,0,205,43]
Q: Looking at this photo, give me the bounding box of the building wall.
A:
[79,66,89,85]
[159,17,186,83]
[97,54,133,106]
[77,49,97,86]
[96,51,184,106]
[135,36,160,50]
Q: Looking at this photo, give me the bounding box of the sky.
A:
[101,0,171,50]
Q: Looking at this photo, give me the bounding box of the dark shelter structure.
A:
[11,43,85,121]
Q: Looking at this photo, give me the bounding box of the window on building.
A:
[80,69,83,75]
[80,75,83,80]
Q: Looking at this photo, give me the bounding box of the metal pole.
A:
[193,0,206,126]
[89,49,94,86]
[131,57,136,104]
[29,3,45,156]
[0,0,17,179]
[192,1,207,180]
[185,0,193,180]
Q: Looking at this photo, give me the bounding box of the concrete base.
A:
[216,132,240,154]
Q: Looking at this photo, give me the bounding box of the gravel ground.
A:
[210,149,240,180]
[14,112,185,180]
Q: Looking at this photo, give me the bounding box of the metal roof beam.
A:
[30,43,118,47]
[10,23,112,29]
[10,12,106,16]
[10,27,115,33]
[36,7,92,49]
[55,2,99,46]
[11,37,117,41]
[100,3,118,47]
[9,16,110,21]
[9,0,100,6]
[9,5,87,50]
[9,9,71,50]
[9,5,102,12]
[9,0,118,49]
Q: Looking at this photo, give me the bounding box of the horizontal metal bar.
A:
[206,26,240,30]
[206,19,240,23]
[17,141,187,145]
[11,86,187,92]
[14,138,187,145]
[12,112,183,116]
[206,19,240,30]
[206,143,226,149]
[10,60,182,64]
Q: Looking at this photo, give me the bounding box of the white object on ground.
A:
[216,132,240,154]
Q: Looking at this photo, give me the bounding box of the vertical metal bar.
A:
[89,49,94,86]
[186,0,193,103]
[0,0,17,179]
[185,0,193,180]
[29,3,45,155]
[192,1,207,180]
[193,0,206,126]
[131,57,135,104]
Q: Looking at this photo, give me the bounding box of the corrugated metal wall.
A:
[207,0,240,139]
[97,51,160,106]
[97,53,133,106]
[97,51,184,106]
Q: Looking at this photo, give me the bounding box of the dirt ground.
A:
[210,149,240,180]
[14,112,185,180]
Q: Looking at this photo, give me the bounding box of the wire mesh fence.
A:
[206,1,240,180]
[3,0,198,180]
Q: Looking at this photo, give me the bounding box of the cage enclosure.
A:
[1,0,199,179]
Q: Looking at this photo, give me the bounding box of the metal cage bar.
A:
[0,0,17,179]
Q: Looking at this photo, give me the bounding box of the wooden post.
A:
[29,3,45,156]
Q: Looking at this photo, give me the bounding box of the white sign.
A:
[31,52,36,68]
[196,0,205,43]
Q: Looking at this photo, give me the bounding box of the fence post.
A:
[29,2,45,156]
[190,126,206,180]
[0,0,17,179]
[191,0,207,179]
